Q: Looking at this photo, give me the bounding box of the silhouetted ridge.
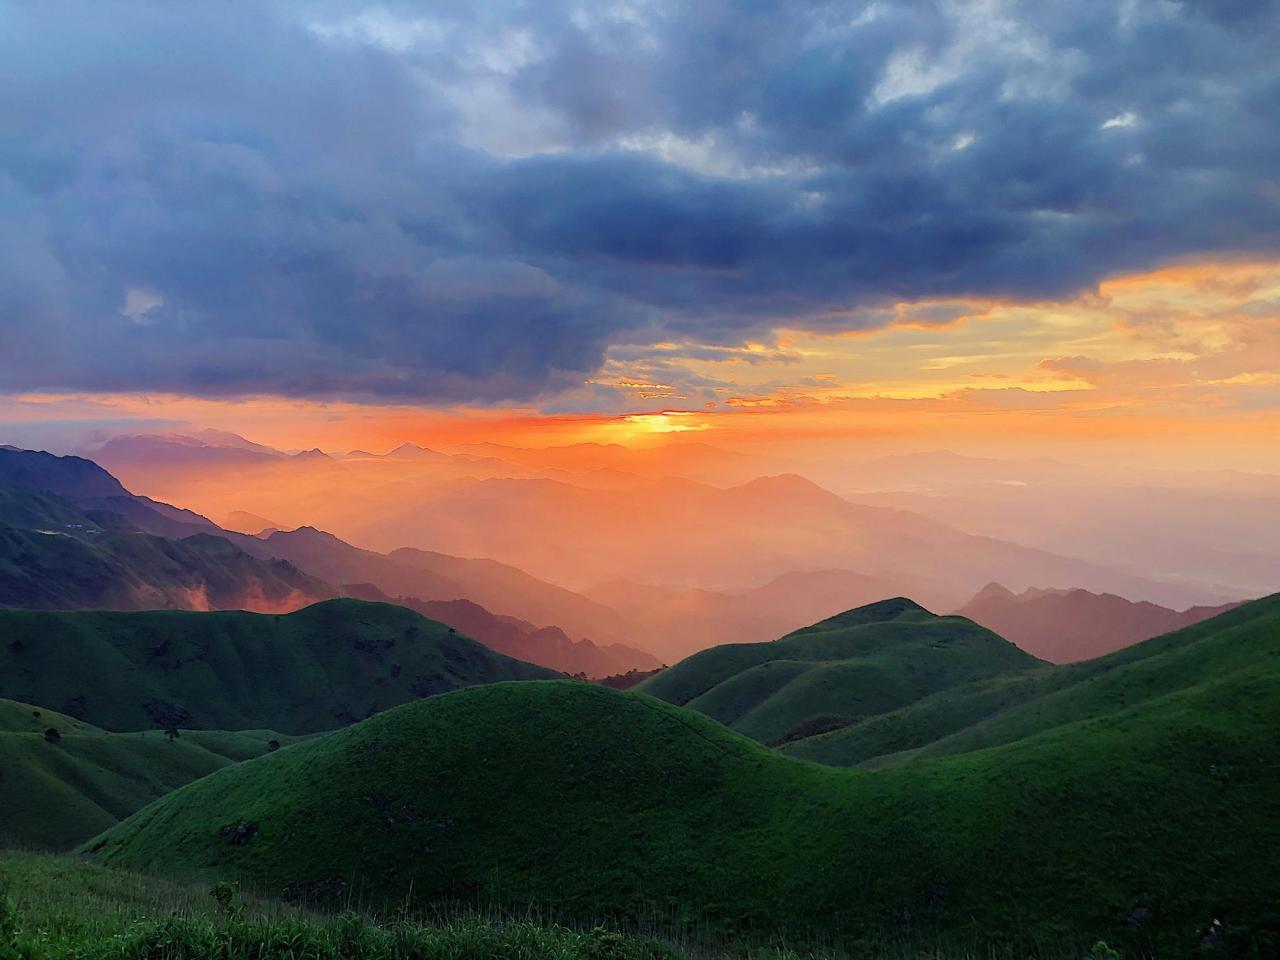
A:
[0,447,130,500]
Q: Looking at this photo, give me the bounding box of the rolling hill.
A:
[86,624,1280,954]
[635,598,1042,744]
[0,599,559,734]
[954,582,1241,662]
[781,592,1280,768]
[0,698,299,850]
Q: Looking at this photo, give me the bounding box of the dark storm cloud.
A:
[1,0,1277,402]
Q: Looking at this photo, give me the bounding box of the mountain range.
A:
[90,431,1233,611]
[0,475,331,613]
[0,446,655,676]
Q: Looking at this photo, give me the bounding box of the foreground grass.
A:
[0,851,688,960]
[0,851,1149,960]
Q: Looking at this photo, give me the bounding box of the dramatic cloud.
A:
[1,0,1277,402]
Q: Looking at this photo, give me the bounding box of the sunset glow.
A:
[4,259,1277,471]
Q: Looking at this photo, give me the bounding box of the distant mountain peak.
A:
[386,441,447,460]
[220,510,283,535]
[729,473,841,502]
[292,448,330,460]
[190,428,281,453]
[269,525,345,546]
[972,582,1017,603]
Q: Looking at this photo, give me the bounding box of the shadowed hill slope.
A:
[87,664,1280,953]
[636,598,1042,744]
[0,447,130,500]
[0,599,559,734]
[0,484,333,613]
[781,592,1280,768]
[0,698,300,850]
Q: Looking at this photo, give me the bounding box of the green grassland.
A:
[0,851,686,960]
[636,598,1042,744]
[0,698,303,850]
[0,599,559,734]
[780,593,1280,767]
[85,600,1280,957]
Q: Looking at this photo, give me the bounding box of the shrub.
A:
[209,880,243,921]
[0,891,18,960]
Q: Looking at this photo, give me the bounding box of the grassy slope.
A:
[0,599,559,734]
[0,698,301,850]
[781,593,1280,767]
[87,655,1280,953]
[636,598,1042,743]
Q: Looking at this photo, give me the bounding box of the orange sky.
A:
[3,258,1279,471]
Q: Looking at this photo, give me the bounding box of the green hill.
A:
[781,592,1280,767]
[635,598,1042,744]
[0,599,559,734]
[87,599,1280,956]
[0,698,300,850]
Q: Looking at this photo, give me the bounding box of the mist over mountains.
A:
[7,433,1268,674]
[91,430,1249,612]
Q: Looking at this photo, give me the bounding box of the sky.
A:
[2,0,1278,467]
